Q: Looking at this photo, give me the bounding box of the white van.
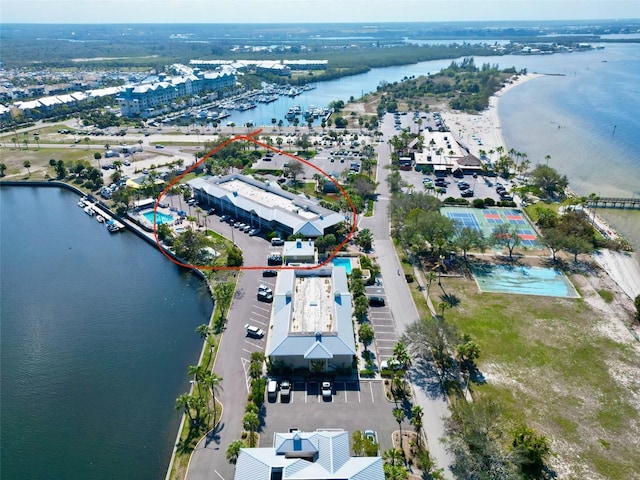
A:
[271,237,284,246]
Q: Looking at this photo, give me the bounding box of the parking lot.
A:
[260,379,399,454]
[253,147,365,180]
[366,282,400,365]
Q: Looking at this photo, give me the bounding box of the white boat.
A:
[78,200,86,207]
[84,206,95,217]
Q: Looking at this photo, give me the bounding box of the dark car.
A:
[262,270,278,277]
[461,189,474,197]
[368,296,386,307]
[267,255,283,266]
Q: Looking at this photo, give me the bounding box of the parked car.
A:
[155,144,164,149]
[461,189,474,197]
[257,291,274,303]
[280,379,291,399]
[245,324,265,338]
[258,284,273,295]
[267,380,278,401]
[249,228,260,236]
[271,237,284,246]
[364,430,377,445]
[219,214,230,222]
[267,254,283,266]
[321,381,332,400]
[368,296,386,307]
[262,269,278,277]
[380,359,402,371]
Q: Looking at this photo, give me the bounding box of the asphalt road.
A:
[359,113,455,478]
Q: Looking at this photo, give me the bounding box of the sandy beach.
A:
[440,74,640,305]
[440,73,543,161]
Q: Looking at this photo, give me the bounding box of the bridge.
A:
[586,197,640,210]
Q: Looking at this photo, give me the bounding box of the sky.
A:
[1,0,639,24]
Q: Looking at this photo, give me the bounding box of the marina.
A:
[78,196,125,232]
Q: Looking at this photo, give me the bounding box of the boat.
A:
[78,200,86,207]
[84,206,95,217]
[97,215,105,223]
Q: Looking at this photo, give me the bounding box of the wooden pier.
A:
[586,197,640,210]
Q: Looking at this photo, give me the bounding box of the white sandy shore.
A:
[593,249,640,301]
[440,73,640,302]
[440,73,542,160]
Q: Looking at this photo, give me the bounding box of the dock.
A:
[79,199,125,232]
[586,197,640,210]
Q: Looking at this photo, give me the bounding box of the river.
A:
[0,186,213,480]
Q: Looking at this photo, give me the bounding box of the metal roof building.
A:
[266,266,355,372]
[234,430,384,480]
[188,174,343,238]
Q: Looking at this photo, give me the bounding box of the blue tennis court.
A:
[441,206,540,247]
[444,211,480,229]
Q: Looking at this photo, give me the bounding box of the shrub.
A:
[484,197,496,206]
[472,198,485,208]
[251,377,266,405]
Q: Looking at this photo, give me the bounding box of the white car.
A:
[321,381,332,400]
[245,324,264,338]
[258,284,273,295]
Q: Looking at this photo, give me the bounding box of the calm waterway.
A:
[0,186,213,479]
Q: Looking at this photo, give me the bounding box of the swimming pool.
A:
[472,264,579,298]
[332,257,353,274]
[142,211,175,225]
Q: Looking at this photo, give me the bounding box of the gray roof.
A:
[188,174,343,235]
[234,430,384,480]
[267,267,356,359]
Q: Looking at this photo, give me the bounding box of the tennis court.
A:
[442,207,539,247]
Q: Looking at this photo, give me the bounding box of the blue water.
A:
[0,186,213,480]
[332,257,353,274]
[473,264,580,298]
[143,210,175,224]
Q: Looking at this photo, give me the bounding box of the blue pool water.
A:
[332,257,353,274]
[142,211,174,225]
[472,264,579,298]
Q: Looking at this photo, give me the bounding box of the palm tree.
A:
[23,160,31,176]
[383,448,405,467]
[393,407,406,449]
[226,439,245,464]
[188,364,206,397]
[393,342,412,372]
[410,406,424,449]
[195,324,212,341]
[242,412,260,447]
[0,163,6,177]
[204,372,223,424]
[176,393,195,425]
[84,137,90,149]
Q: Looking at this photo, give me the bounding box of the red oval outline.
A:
[151,129,358,271]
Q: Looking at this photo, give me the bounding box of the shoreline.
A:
[440,74,640,302]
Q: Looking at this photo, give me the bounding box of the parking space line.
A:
[242,348,253,354]
[250,310,270,318]
[370,382,375,403]
[252,305,271,313]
